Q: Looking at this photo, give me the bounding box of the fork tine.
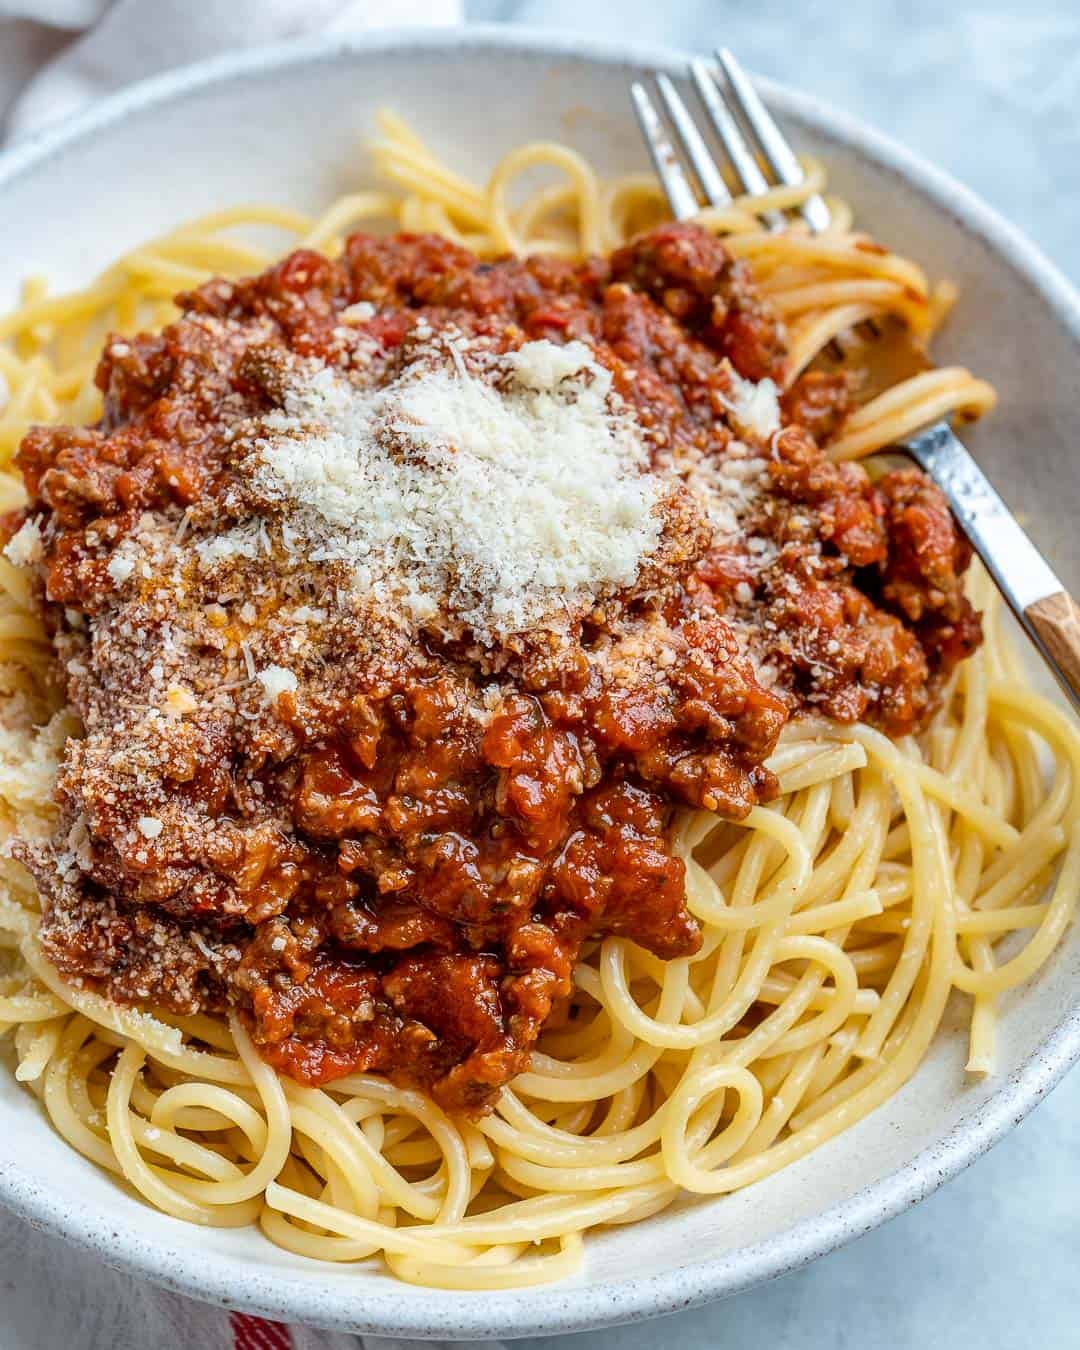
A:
[654,74,733,208]
[630,81,699,222]
[689,59,785,230]
[716,48,831,234]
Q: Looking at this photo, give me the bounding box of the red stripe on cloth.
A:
[230,1311,293,1350]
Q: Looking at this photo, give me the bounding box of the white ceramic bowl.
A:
[0,28,1078,1341]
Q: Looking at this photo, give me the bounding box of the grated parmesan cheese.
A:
[3,518,42,569]
[678,438,770,551]
[195,526,264,566]
[106,553,135,586]
[237,336,664,642]
[137,816,163,839]
[240,641,255,680]
[725,372,781,441]
[256,664,298,705]
[190,931,214,960]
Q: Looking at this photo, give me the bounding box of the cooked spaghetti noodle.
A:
[0,116,1074,1291]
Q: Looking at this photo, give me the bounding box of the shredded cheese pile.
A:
[228,337,664,642]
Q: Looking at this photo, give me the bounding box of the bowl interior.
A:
[0,30,1077,1340]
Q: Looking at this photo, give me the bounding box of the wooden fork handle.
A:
[1025,592,1080,702]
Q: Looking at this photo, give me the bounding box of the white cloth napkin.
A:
[0,0,461,136]
[0,7,514,1347]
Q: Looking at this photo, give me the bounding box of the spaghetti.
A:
[0,115,1075,1291]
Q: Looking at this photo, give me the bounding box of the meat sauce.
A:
[11,224,980,1111]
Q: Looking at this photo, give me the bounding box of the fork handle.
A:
[1025,592,1080,699]
[902,420,1080,714]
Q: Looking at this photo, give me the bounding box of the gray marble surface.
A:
[460,3,1080,1348]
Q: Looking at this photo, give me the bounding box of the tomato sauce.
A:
[13,224,979,1111]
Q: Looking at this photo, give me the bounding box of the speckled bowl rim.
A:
[0,25,1078,1341]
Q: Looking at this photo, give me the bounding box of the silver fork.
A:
[631,51,1080,712]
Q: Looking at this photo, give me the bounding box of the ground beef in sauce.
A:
[10,222,980,1112]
